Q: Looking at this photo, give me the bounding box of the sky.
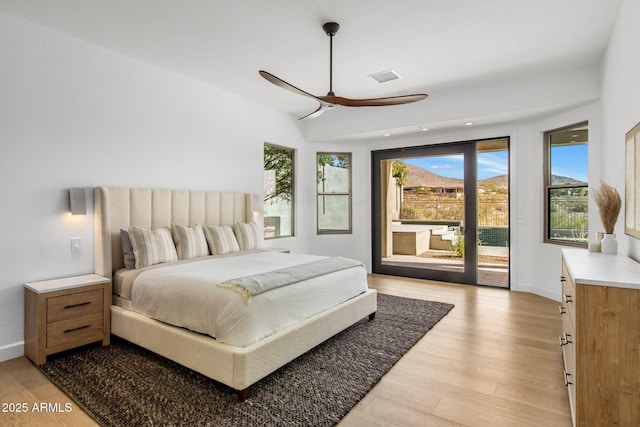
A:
[550,144,588,182]
[404,151,507,180]
[403,145,588,182]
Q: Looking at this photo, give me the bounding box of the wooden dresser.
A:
[24,274,111,365]
[560,249,640,426]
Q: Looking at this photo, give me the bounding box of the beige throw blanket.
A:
[218,257,363,303]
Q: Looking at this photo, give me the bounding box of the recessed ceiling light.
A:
[421,127,429,131]
[384,133,391,137]
[418,125,429,131]
[465,122,473,126]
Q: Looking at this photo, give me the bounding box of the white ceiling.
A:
[0,0,623,140]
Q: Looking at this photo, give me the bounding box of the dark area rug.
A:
[39,293,453,427]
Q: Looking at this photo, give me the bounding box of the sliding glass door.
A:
[372,138,509,287]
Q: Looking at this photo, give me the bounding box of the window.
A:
[263,144,294,238]
[544,122,588,246]
[317,153,352,234]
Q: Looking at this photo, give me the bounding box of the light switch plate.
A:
[71,238,81,252]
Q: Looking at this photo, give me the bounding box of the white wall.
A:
[0,11,309,361]
[600,0,640,258]
[518,102,602,298]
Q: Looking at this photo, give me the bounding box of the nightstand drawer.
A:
[47,311,104,351]
[47,289,103,322]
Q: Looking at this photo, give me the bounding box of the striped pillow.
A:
[203,225,240,255]
[233,221,260,250]
[171,224,209,260]
[128,226,178,269]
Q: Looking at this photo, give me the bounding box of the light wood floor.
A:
[0,274,570,427]
[340,274,571,427]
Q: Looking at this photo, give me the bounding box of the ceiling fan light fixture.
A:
[369,69,401,84]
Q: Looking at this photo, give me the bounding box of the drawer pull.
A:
[64,301,91,309]
[563,332,572,344]
[563,294,573,304]
[559,305,566,315]
[563,370,573,386]
[560,276,566,282]
[63,324,90,334]
[560,332,573,347]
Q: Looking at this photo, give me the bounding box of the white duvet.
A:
[130,251,368,347]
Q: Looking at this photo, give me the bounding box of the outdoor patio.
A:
[381,245,509,288]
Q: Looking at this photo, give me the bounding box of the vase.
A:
[600,233,617,254]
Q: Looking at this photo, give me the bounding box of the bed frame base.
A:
[234,307,377,402]
[111,289,377,401]
[237,388,251,402]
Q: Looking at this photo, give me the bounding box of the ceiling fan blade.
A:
[320,93,428,107]
[259,70,323,102]
[260,70,338,120]
[298,104,326,120]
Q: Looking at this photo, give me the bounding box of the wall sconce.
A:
[69,188,86,215]
[252,194,260,211]
[252,194,261,220]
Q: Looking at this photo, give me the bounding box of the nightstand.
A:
[24,274,111,365]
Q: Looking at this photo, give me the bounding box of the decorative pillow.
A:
[128,226,178,269]
[171,224,210,260]
[233,221,260,250]
[203,224,240,255]
[120,229,135,269]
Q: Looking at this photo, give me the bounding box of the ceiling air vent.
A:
[369,69,401,83]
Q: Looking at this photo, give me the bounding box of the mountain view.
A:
[403,163,508,190]
[551,174,587,185]
[403,164,585,190]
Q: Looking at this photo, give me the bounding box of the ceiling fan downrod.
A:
[322,22,339,97]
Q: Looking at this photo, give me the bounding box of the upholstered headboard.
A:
[94,187,255,277]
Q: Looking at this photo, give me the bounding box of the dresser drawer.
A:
[46,311,104,351]
[561,268,575,325]
[561,259,577,424]
[47,289,103,322]
[562,338,576,421]
[561,302,575,372]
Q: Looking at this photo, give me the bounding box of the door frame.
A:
[372,141,478,284]
[372,137,511,287]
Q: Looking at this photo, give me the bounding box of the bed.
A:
[94,186,377,401]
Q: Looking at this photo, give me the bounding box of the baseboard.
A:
[0,341,24,362]
[515,282,561,301]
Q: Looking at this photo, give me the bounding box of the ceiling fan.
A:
[259,22,428,120]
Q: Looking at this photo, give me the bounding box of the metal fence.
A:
[402,194,589,246]
[549,195,588,243]
[402,199,508,227]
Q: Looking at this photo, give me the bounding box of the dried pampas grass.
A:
[592,181,621,234]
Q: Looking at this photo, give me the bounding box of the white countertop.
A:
[562,248,640,290]
[25,274,110,294]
